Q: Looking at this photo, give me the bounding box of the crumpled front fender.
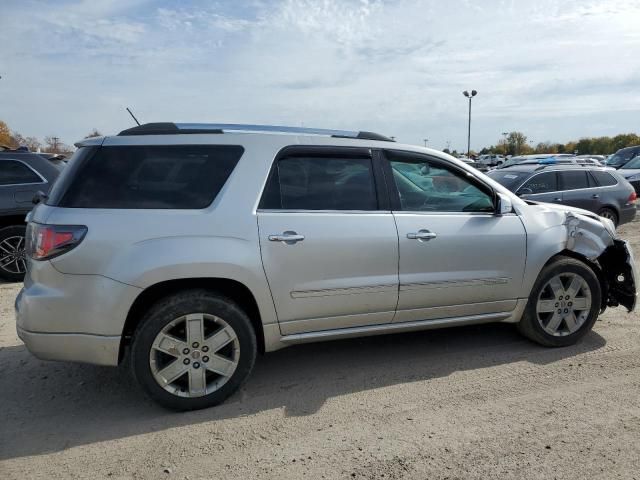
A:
[563,212,636,311]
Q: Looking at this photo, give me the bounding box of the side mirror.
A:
[420,164,430,175]
[517,187,533,197]
[496,192,513,215]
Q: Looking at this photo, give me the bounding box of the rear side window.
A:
[56,145,243,209]
[519,172,557,194]
[559,171,589,191]
[591,171,617,187]
[260,156,377,210]
[0,160,42,185]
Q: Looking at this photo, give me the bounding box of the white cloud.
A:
[0,0,639,150]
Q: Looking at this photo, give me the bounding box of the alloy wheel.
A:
[0,235,27,276]
[149,313,240,398]
[536,273,592,336]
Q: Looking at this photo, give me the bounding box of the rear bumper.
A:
[16,325,120,366]
[619,205,637,226]
[14,260,141,366]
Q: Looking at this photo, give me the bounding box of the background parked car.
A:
[477,154,505,167]
[606,145,640,169]
[617,155,640,195]
[0,152,62,281]
[495,154,575,170]
[487,164,637,227]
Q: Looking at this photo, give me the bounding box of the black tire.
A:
[597,207,618,227]
[131,289,257,411]
[517,256,601,347]
[0,225,27,282]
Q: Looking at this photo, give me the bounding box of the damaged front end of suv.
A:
[564,212,637,312]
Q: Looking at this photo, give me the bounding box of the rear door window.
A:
[260,155,378,210]
[559,171,589,191]
[0,160,43,185]
[591,171,618,187]
[56,145,243,209]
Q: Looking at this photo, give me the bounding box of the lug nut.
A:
[559,296,563,300]
[568,302,573,307]
[193,362,200,369]
[558,309,562,314]
[202,356,209,363]
[565,295,570,300]
[183,358,190,365]
[555,303,559,307]
[192,342,199,348]
[182,348,190,355]
[202,346,209,353]
[564,308,569,313]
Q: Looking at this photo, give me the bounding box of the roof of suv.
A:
[498,163,610,173]
[117,122,395,142]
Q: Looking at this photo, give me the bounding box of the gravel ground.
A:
[1,218,639,480]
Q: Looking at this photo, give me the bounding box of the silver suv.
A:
[16,123,637,410]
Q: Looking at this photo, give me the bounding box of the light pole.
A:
[423,138,428,147]
[501,131,509,155]
[463,90,477,158]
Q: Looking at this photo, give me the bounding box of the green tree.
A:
[506,131,528,155]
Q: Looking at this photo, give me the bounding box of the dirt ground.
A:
[1,218,639,480]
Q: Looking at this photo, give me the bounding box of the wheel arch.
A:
[119,277,266,363]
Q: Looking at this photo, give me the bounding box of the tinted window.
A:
[560,171,589,190]
[261,156,377,210]
[591,171,617,186]
[57,145,243,209]
[519,172,557,194]
[621,156,640,170]
[0,160,42,185]
[386,151,494,212]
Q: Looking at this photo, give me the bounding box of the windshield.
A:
[621,156,640,169]
[607,150,638,167]
[486,170,530,190]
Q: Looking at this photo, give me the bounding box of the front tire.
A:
[518,256,601,347]
[0,225,27,282]
[131,289,257,411]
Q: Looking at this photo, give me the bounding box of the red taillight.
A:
[26,223,87,260]
[629,191,637,204]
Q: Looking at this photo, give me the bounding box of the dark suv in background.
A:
[487,164,637,227]
[0,151,62,281]
[606,145,640,169]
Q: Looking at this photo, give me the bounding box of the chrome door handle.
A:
[407,230,437,241]
[268,231,305,244]
[553,198,562,202]
[592,194,599,199]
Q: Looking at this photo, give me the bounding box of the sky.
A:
[1,0,639,151]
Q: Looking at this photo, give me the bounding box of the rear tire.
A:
[597,207,618,227]
[0,225,27,282]
[518,256,601,347]
[131,289,257,411]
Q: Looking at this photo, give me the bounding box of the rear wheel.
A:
[0,225,27,282]
[598,207,618,227]
[518,256,601,347]
[131,289,257,411]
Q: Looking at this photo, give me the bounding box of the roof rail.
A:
[118,122,394,142]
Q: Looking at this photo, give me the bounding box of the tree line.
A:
[478,131,640,157]
[0,120,101,155]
